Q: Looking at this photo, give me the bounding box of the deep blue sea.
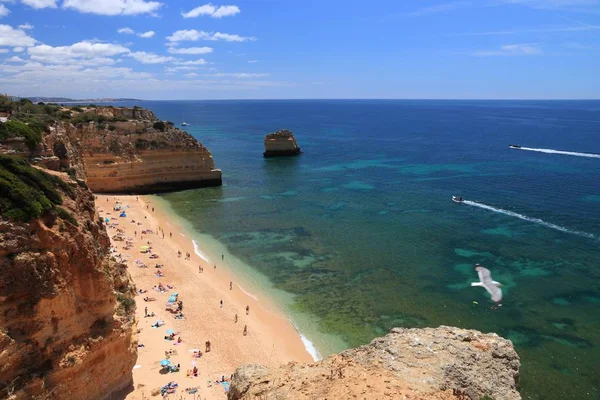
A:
[120,100,599,399]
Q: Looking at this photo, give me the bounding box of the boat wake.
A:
[463,200,597,240]
[516,147,600,159]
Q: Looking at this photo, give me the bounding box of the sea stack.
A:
[263,129,301,157]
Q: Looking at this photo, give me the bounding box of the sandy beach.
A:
[96,195,312,400]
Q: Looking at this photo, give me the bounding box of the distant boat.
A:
[509,144,521,149]
[452,196,464,203]
[181,121,189,127]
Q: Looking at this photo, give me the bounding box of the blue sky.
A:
[0,0,599,99]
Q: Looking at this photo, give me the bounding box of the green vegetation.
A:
[71,106,84,112]
[0,155,72,221]
[56,206,79,226]
[153,121,166,132]
[0,120,43,150]
[116,292,135,314]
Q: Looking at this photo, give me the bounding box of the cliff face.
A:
[229,326,521,400]
[263,129,301,157]
[0,170,137,399]
[40,106,222,193]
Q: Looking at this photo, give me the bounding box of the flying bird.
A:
[471,264,503,303]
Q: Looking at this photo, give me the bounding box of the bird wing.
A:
[476,266,492,283]
[486,284,503,302]
[476,266,503,302]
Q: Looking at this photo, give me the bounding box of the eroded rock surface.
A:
[229,326,521,400]
[0,172,137,400]
[263,129,301,157]
[40,106,222,193]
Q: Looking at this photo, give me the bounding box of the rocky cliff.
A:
[229,326,521,400]
[263,129,301,157]
[38,106,222,193]
[0,157,137,400]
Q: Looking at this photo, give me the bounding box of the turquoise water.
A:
[127,100,598,399]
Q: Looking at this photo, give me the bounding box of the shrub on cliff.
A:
[0,120,43,150]
[0,155,72,221]
[153,121,166,132]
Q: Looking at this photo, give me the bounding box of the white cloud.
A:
[174,58,207,65]
[184,72,199,77]
[6,55,25,62]
[27,41,129,65]
[182,3,240,18]
[0,48,8,53]
[213,72,268,78]
[13,46,24,52]
[0,24,37,47]
[63,0,162,15]
[21,0,57,9]
[473,43,542,56]
[211,32,253,42]
[0,4,10,17]
[18,23,34,30]
[138,30,155,38]
[248,59,257,63]
[167,46,213,55]
[129,51,175,64]
[167,29,255,42]
[118,28,155,38]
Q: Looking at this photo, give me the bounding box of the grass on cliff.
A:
[0,155,73,222]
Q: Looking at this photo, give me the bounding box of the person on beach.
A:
[170,232,172,238]
[152,207,154,212]
[205,340,211,352]
[230,281,233,290]
[214,264,216,269]
[234,314,238,323]
[220,300,223,308]
[222,254,224,260]
[243,325,248,336]
[178,251,182,258]
[246,305,250,315]
[198,265,201,273]
[144,306,147,317]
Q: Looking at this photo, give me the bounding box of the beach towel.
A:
[221,382,230,392]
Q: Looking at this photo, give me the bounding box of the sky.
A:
[0,0,599,99]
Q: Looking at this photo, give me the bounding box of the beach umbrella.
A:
[166,329,175,335]
[160,359,171,367]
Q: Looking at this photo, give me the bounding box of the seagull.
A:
[471,264,503,303]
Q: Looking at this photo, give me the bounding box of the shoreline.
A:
[96,194,313,400]
[149,194,343,361]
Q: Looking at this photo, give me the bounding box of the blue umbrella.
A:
[160,359,171,367]
[168,296,177,303]
[166,329,175,335]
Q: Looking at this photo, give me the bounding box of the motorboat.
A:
[452,196,464,203]
[509,144,521,149]
[181,121,189,127]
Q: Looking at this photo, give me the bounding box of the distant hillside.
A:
[12,96,143,104]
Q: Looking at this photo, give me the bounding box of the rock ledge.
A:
[229,326,521,400]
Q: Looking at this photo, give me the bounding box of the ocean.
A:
[122,100,599,399]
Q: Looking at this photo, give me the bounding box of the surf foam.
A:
[463,200,596,240]
[192,240,210,262]
[289,319,322,361]
[516,147,600,159]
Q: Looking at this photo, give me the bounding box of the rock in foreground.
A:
[263,129,301,157]
[229,326,521,400]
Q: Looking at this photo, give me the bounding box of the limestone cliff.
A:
[40,106,222,193]
[0,159,137,400]
[263,129,301,157]
[229,326,521,400]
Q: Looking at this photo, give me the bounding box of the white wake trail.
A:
[463,200,597,240]
[517,147,600,159]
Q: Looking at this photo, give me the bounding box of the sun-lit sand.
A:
[96,195,312,399]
